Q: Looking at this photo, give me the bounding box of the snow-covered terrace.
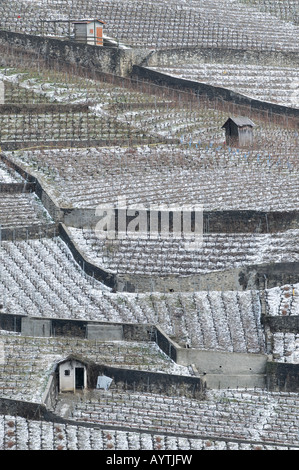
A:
[70,228,299,276]
[0,237,265,353]
[2,403,298,450]
[65,387,299,447]
[146,63,299,109]
[0,160,23,184]
[1,0,299,51]
[7,144,299,212]
[0,330,191,403]
[0,193,53,229]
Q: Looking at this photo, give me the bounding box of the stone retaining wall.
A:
[0,103,89,114]
[0,223,58,241]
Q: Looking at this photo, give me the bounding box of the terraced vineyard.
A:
[0,0,299,453]
[147,63,299,109]
[1,0,299,51]
[7,144,299,211]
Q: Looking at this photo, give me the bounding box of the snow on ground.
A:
[0,237,266,353]
[0,160,23,184]
[69,228,299,275]
[6,143,299,211]
[1,412,296,450]
[147,64,299,109]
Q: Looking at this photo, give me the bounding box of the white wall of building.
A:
[59,359,87,392]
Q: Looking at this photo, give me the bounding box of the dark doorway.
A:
[75,367,85,389]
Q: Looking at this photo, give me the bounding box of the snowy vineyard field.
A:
[2,413,297,451]
[147,63,299,109]
[1,0,299,51]
[0,330,191,403]
[1,63,298,153]
[8,143,299,211]
[0,237,266,353]
[3,235,296,362]
[70,228,299,276]
[0,0,299,452]
[0,67,228,145]
[0,159,23,183]
[0,320,297,449]
[0,193,52,228]
[66,387,299,447]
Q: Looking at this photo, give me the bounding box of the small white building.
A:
[58,356,87,392]
[72,19,105,46]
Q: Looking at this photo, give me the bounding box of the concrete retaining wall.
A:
[0,182,35,193]
[266,362,299,392]
[0,29,149,77]
[141,46,299,69]
[0,103,89,114]
[115,261,299,293]
[177,348,267,389]
[61,207,299,233]
[1,223,58,241]
[263,316,299,334]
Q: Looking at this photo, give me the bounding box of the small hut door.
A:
[75,367,85,389]
[96,27,103,45]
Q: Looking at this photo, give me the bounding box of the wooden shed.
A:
[72,19,105,46]
[222,116,256,147]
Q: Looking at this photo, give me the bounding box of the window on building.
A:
[64,370,70,376]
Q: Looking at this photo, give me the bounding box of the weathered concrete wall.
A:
[0,313,22,332]
[86,323,124,341]
[0,223,58,241]
[141,46,299,69]
[177,348,267,389]
[0,103,89,114]
[18,316,154,343]
[266,362,299,392]
[263,316,299,334]
[0,29,149,77]
[115,261,299,293]
[61,207,299,233]
[90,364,204,399]
[21,318,52,337]
[0,182,35,193]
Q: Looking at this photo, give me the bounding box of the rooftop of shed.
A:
[72,19,106,25]
[222,116,256,128]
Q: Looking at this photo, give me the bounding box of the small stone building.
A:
[72,19,105,46]
[58,356,88,392]
[222,116,255,147]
